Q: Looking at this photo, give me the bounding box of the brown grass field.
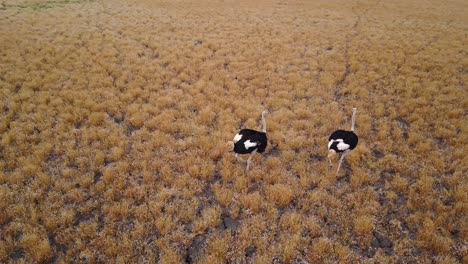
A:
[0,0,467,263]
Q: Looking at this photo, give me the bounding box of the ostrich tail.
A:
[226,141,234,152]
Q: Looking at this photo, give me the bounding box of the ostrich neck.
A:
[351,110,356,131]
[262,113,267,133]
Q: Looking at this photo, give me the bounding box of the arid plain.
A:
[0,0,466,263]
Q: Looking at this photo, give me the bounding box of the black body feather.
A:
[233,129,267,154]
[328,130,358,152]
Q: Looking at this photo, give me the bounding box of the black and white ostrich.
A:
[232,110,268,171]
[328,108,359,173]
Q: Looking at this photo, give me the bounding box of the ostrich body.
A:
[232,111,268,171]
[328,108,359,173]
[234,129,267,154]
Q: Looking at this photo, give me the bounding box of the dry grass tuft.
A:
[354,215,374,237]
[267,184,294,208]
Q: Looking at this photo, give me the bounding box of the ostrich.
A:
[231,110,268,171]
[328,108,359,174]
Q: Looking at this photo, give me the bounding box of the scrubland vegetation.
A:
[0,0,466,263]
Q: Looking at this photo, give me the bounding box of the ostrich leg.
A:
[336,150,350,174]
[246,149,258,171]
[235,153,246,163]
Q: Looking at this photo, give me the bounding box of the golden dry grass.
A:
[0,0,467,263]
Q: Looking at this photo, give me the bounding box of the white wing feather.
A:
[244,140,257,149]
[233,133,242,143]
[337,141,350,151]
